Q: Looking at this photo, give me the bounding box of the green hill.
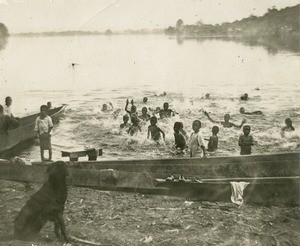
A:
[223,5,299,37]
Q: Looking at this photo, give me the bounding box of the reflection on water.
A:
[0,35,299,161]
[178,34,300,54]
[176,35,184,45]
[0,36,8,51]
[228,34,300,55]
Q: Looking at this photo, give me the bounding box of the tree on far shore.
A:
[176,19,183,29]
[0,23,9,51]
[105,29,113,35]
[176,19,184,34]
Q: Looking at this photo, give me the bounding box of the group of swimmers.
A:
[0,93,296,160]
[120,99,175,140]
[104,93,296,157]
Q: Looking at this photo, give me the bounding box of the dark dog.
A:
[14,161,69,242]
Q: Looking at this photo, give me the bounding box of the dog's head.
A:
[47,161,68,184]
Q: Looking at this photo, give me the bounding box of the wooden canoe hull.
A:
[0,152,299,206]
[0,105,67,156]
[67,152,300,178]
[0,163,298,205]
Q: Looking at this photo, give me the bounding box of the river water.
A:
[0,35,299,161]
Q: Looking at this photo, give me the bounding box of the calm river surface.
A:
[0,35,299,160]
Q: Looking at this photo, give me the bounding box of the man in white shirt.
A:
[4,96,14,118]
[0,104,19,134]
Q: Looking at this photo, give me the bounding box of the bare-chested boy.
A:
[139,107,151,122]
[159,102,175,119]
[147,116,165,141]
[238,125,254,155]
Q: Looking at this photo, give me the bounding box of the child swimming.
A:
[125,99,138,118]
[147,116,165,141]
[204,111,246,129]
[127,115,141,136]
[240,93,249,101]
[102,102,114,112]
[120,114,130,129]
[240,107,263,115]
[139,107,151,122]
[159,102,175,119]
[281,118,295,137]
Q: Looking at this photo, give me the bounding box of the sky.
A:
[0,0,299,33]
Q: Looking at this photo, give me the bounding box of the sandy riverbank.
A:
[0,180,299,246]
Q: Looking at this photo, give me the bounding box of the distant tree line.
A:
[165,5,300,38]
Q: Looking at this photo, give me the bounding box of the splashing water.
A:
[12,88,299,161]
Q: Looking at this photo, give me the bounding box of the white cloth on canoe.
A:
[34,116,53,134]
[230,181,249,206]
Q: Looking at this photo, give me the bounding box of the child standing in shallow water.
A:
[188,120,206,158]
[148,116,165,141]
[173,122,187,152]
[238,125,254,155]
[34,105,53,161]
[179,122,189,140]
[207,126,219,152]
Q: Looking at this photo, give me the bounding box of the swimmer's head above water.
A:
[163,102,169,110]
[224,114,230,122]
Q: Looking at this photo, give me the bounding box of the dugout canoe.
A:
[0,105,67,157]
[0,152,299,205]
[70,152,300,179]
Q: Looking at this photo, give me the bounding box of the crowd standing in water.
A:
[0,92,297,161]
[106,92,296,158]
